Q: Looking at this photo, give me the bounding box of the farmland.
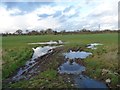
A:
[2,33,119,88]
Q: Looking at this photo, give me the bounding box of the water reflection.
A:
[28,40,64,45]
[74,75,108,88]
[58,49,107,88]
[87,43,103,49]
[12,46,59,81]
[58,60,85,74]
[64,50,92,59]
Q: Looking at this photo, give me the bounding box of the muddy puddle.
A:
[74,75,108,88]
[58,60,85,74]
[12,46,61,82]
[87,43,103,49]
[58,49,108,88]
[28,40,64,45]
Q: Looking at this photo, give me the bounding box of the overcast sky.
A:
[0,0,119,33]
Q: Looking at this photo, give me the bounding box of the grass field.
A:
[2,33,119,88]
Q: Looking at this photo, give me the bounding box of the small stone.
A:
[68,80,71,82]
[71,84,74,86]
[68,77,70,80]
[46,79,49,82]
[9,82,12,84]
[114,72,118,75]
[117,84,120,87]
[102,69,110,75]
[105,78,111,83]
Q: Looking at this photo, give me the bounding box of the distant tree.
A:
[40,30,45,35]
[26,30,29,34]
[53,31,58,35]
[76,30,80,32]
[29,30,39,35]
[15,29,23,35]
[46,28,53,34]
[81,28,87,32]
[61,30,66,33]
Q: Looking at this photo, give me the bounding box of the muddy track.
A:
[3,47,67,85]
[3,46,86,88]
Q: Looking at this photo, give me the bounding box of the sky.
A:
[0,0,119,33]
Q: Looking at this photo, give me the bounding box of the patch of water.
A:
[58,49,107,88]
[28,40,64,45]
[31,46,55,60]
[87,43,103,49]
[58,61,85,74]
[12,46,60,81]
[64,50,92,59]
[74,75,108,88]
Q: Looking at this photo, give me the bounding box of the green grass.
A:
[3,33,118,48]
[2,47,32,79]
[9,69,72,88]
[84,44,118,87]
[2,33,119,88]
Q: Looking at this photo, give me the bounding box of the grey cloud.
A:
[38,14,52,18]
[52,11,62,18]
[63,6,73,13]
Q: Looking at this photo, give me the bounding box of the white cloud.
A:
[0,5,62,33]
[0,0,119,33]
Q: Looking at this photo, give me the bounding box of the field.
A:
[2,33,119,88]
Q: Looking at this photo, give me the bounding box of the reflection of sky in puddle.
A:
[12,46,60,81]
[28,40,63,45]
[58,61,85,74]
[74,75,108,88]
[64,50,92,59]
[87,43,103,49]
[31,46,55,60]
[59,48,107,88]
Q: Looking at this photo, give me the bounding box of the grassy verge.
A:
[84,44,118,87]
[2,47,32,79]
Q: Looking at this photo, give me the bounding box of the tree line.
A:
[1,28,119,36]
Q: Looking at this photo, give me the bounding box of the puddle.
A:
[31,46,55,60]
[58,47,108,88]
[74,75,108,88]
[12,46,61,81]
[64,50,92,59]
[58,50,91,74]
[58,61,85,74]
[28,40,64,45]
[87,43,103,49]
